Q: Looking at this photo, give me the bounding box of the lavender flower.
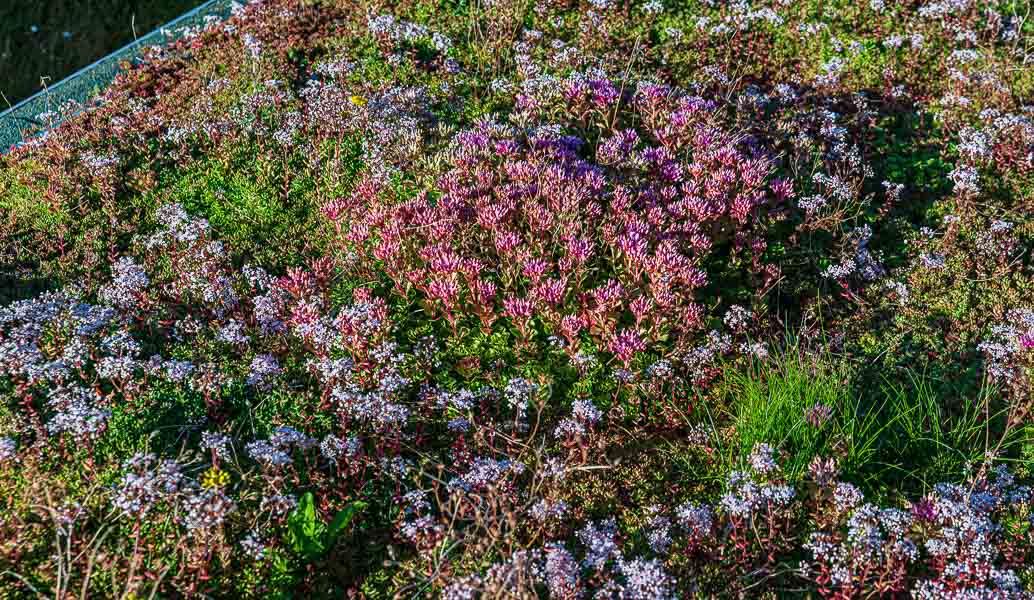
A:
[0,437,16,462]
[111,454,188,518]
[46,385,110,438]
[164,359,196,383]
[645,508,673,555]
[529,498,569,522]
[200,431,232,460]
[241,530,267,560]
[571,399,602,424]
[544,543,581,598]
[246,353,282,390]
[577,518,621,570]
[617,558,676,600]
[246,440,293,467]
[260,494,298,516]
[216,320,250,346]
[101,257,149,310]
[748,443,778,475]
[448,457,525,493]
[320,434,360,463]
[949,165,980,195]
[183,488,236,530]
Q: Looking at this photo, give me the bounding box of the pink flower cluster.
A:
[326,93,783,364]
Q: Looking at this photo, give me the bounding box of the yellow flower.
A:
[349,95,367,107]
[201,466,230,489]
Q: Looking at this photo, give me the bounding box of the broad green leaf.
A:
[326,501,367,544]
[288,492,323,550]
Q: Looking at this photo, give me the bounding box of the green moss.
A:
[162,151,323,272]
[0,163,66,233]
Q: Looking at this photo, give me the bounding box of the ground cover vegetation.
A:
[1,0,1034,597]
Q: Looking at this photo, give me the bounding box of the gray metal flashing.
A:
[0,0,237,152]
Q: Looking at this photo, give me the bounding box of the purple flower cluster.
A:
[111,452,235,532]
